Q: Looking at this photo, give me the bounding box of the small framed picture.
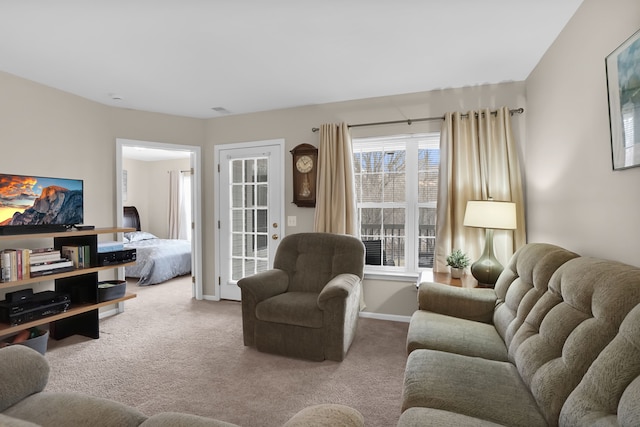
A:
[606,28,640,170]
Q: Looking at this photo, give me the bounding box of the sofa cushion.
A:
[3,392,147,427]
[559,302,640,426]
[512,257,640,425]
[0,346,49,413]
[492,243,579,359]
[256,292,322,328]
[402,349,547,427]
[406,310,508,361]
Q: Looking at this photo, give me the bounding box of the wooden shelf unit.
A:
[0,227,136,340]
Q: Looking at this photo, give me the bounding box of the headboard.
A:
[123,206,141,231]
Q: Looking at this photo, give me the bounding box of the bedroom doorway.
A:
[115,138,203,300]
[215,139,285,301]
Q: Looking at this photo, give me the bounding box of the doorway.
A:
[116,138,203,300]
[215,139,285,301]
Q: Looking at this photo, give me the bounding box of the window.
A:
[353,133,440,273]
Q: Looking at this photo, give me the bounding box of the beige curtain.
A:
[313,123,358,236]
[168,170,181,239]
[434,107,525,272]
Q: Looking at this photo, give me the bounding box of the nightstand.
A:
[417,270,478,289]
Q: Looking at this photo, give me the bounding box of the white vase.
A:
[450,267,463,279]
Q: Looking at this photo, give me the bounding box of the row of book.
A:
[0,245,91,282]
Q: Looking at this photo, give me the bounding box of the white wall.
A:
[525,0,640,266]
[122,157,190,238]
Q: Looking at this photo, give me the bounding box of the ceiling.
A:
[0,1,583,119]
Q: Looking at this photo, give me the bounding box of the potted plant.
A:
[446,249,470,279]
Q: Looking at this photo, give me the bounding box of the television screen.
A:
[0,174,83,230]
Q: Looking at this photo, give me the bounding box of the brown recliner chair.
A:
[238,232,365,361]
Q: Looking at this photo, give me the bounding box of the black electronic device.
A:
[6,289,34,303]
[97,249,137,266]
[74,225,95,230]
[0,290,71,326]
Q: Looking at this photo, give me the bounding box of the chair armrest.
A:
[318,273,360,309]
[0,346,49,412]
[418,282,497,323]
[237,269,289,302]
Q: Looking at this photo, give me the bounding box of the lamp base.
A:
[470,229,504,287]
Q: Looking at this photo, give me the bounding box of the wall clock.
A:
[290,143,318,207]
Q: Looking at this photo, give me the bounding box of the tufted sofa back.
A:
[273,232,365,293]
[510,257,640,426]
[492,243,579,360]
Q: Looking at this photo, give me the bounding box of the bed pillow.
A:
[124,231,158,242]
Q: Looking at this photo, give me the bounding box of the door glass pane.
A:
[229,155,272,281]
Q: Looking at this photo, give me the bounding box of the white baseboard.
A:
[359,311,411,323]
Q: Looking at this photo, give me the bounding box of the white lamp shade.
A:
[463,200,517,230]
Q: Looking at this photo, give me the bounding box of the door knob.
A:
[272,234,279,240]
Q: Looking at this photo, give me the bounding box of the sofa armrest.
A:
[417,282,497,323]
[0,346,49,412]
[237,269,289,302]
[317,273,360,309]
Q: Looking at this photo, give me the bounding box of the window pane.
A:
[418,207,437,268]
[384,173,405,202]
[256,209,267,232]
[245,210,254,232]
[232,160,243,183]
[257,235,268,258]
[244,159,255,183]
[231,185,243,208]
[257,184,268,206]
[360,208,382,238]
[360,173,383,203]
[232,210,243,232]
[245,234,255,257]
[245,184,255,208]
[257,158,268,182]
[232,234,242,256]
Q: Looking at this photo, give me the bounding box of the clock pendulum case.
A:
[290,143,318,207]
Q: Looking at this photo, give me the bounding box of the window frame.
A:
[353,132,440,278]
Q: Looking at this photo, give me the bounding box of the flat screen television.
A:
[0,173,84,235]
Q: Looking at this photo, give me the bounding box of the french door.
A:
[217,141,284,300]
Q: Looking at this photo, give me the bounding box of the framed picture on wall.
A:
[606,28,640,170]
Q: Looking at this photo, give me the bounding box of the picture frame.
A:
[606,28,640,170]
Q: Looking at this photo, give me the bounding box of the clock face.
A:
[296,155,314,173]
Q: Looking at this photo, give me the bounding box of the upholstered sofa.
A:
[400,242,640,426]
[0,346,364,427]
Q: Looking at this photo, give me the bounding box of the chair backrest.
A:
[274,233,365,293]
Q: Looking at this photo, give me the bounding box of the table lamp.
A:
[463,199,516,286]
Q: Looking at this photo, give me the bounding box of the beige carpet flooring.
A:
[44,276,409,426]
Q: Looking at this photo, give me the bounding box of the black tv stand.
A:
[0,224,70,235]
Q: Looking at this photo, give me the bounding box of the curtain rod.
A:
[311,107,524,133]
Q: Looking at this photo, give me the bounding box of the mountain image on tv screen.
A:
[0,174,83,227]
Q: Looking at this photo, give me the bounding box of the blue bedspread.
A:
[124,232,191,285]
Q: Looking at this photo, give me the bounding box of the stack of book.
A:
[29,248,74,278]
[1,248,30,282]
[61,245,91,268]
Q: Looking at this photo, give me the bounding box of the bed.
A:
[123,206,192,285]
